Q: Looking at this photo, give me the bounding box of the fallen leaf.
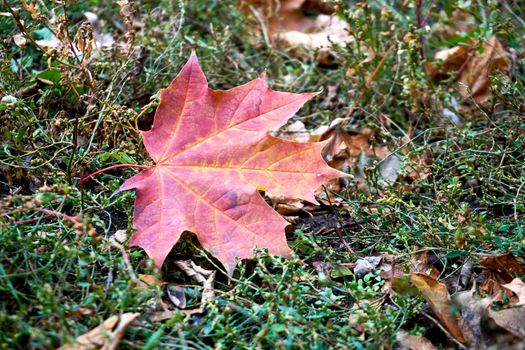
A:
[66,308,95,318]
[479,252,525,283]
[502,278,525,305]
[488,307,525,338]
[396,330,437,350]
[59,312,139,350]
[410,273,467,344]
[453,288,525,346]
[13,33,26,48]
[242,0,351,64]
[354,256,382,278]
[452,289,491,348]
[118,52,343,274]
[431,10,477,40]
[167,284,187,309]
[174,260,215,311]
[427,36,511,106]
[109,229,127,245]
[137,274,164,289]
[409,249,440,278]
[458,259,474,291]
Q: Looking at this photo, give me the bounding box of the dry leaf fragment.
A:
[60,313,139,350]
[428,36,511,106]
[453,288,525,346]
[410,273,467,344]
[354,256,382,278]
[502,278,525,306]
[167,284,187,309]
[488,307,525,338]
[457,37,510,105]
[242,0,351,63]
[410,249,440,278]
[479,252,525,282]
[396,330,437,350]
[13,33,27,48]
[137,274,164,289]
[174,260,215,310]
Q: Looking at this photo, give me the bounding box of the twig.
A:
[420,310,467,349]
[0,215,50,227]
[416,0,425,60]
[416,0,435,61]
[346,44,396,118]
[0,207,80,226]
[110,241,140,285]
[78,163,149,186]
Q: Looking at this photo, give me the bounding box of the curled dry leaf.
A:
[399,270,525,348]
[454,288,525,343]
[13,33,27,48]
[167,284,187,309]
[478,252,525,301]
[241,0,351,65]
[410,273,467,344]
[174,260,215,310]
[59,313,139,350]
[502,278,525,306]
[431,10,477,40]
[479,252,525,282]
[136,273,164,289]
[427,36,511,106]
[409,249,440,278]
[118,52,343,274]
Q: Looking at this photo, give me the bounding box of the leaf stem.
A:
[79,164,149,185]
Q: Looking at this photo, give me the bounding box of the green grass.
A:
[1,0,524,348]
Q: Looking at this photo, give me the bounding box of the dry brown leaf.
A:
[174,260,216,310]
[136,274,164,289]
[453,288,525,346]
[147,308,202,322]
[410,250,440,278]
[269,195,307,215]
[167,284,187,309]
[457,37,510,105]
[241,0,351,63]
[410,273,467,344]
[479,252,525,283]
[503,278,525,306]
[59,313,139,350]
[479,271,506,302]
[428,36,511,106]
[396,331,437,350]
[488,307,525,338]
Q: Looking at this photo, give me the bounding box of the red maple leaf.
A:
[119,52,343,274]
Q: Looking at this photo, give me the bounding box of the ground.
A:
[0,0,524,349]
